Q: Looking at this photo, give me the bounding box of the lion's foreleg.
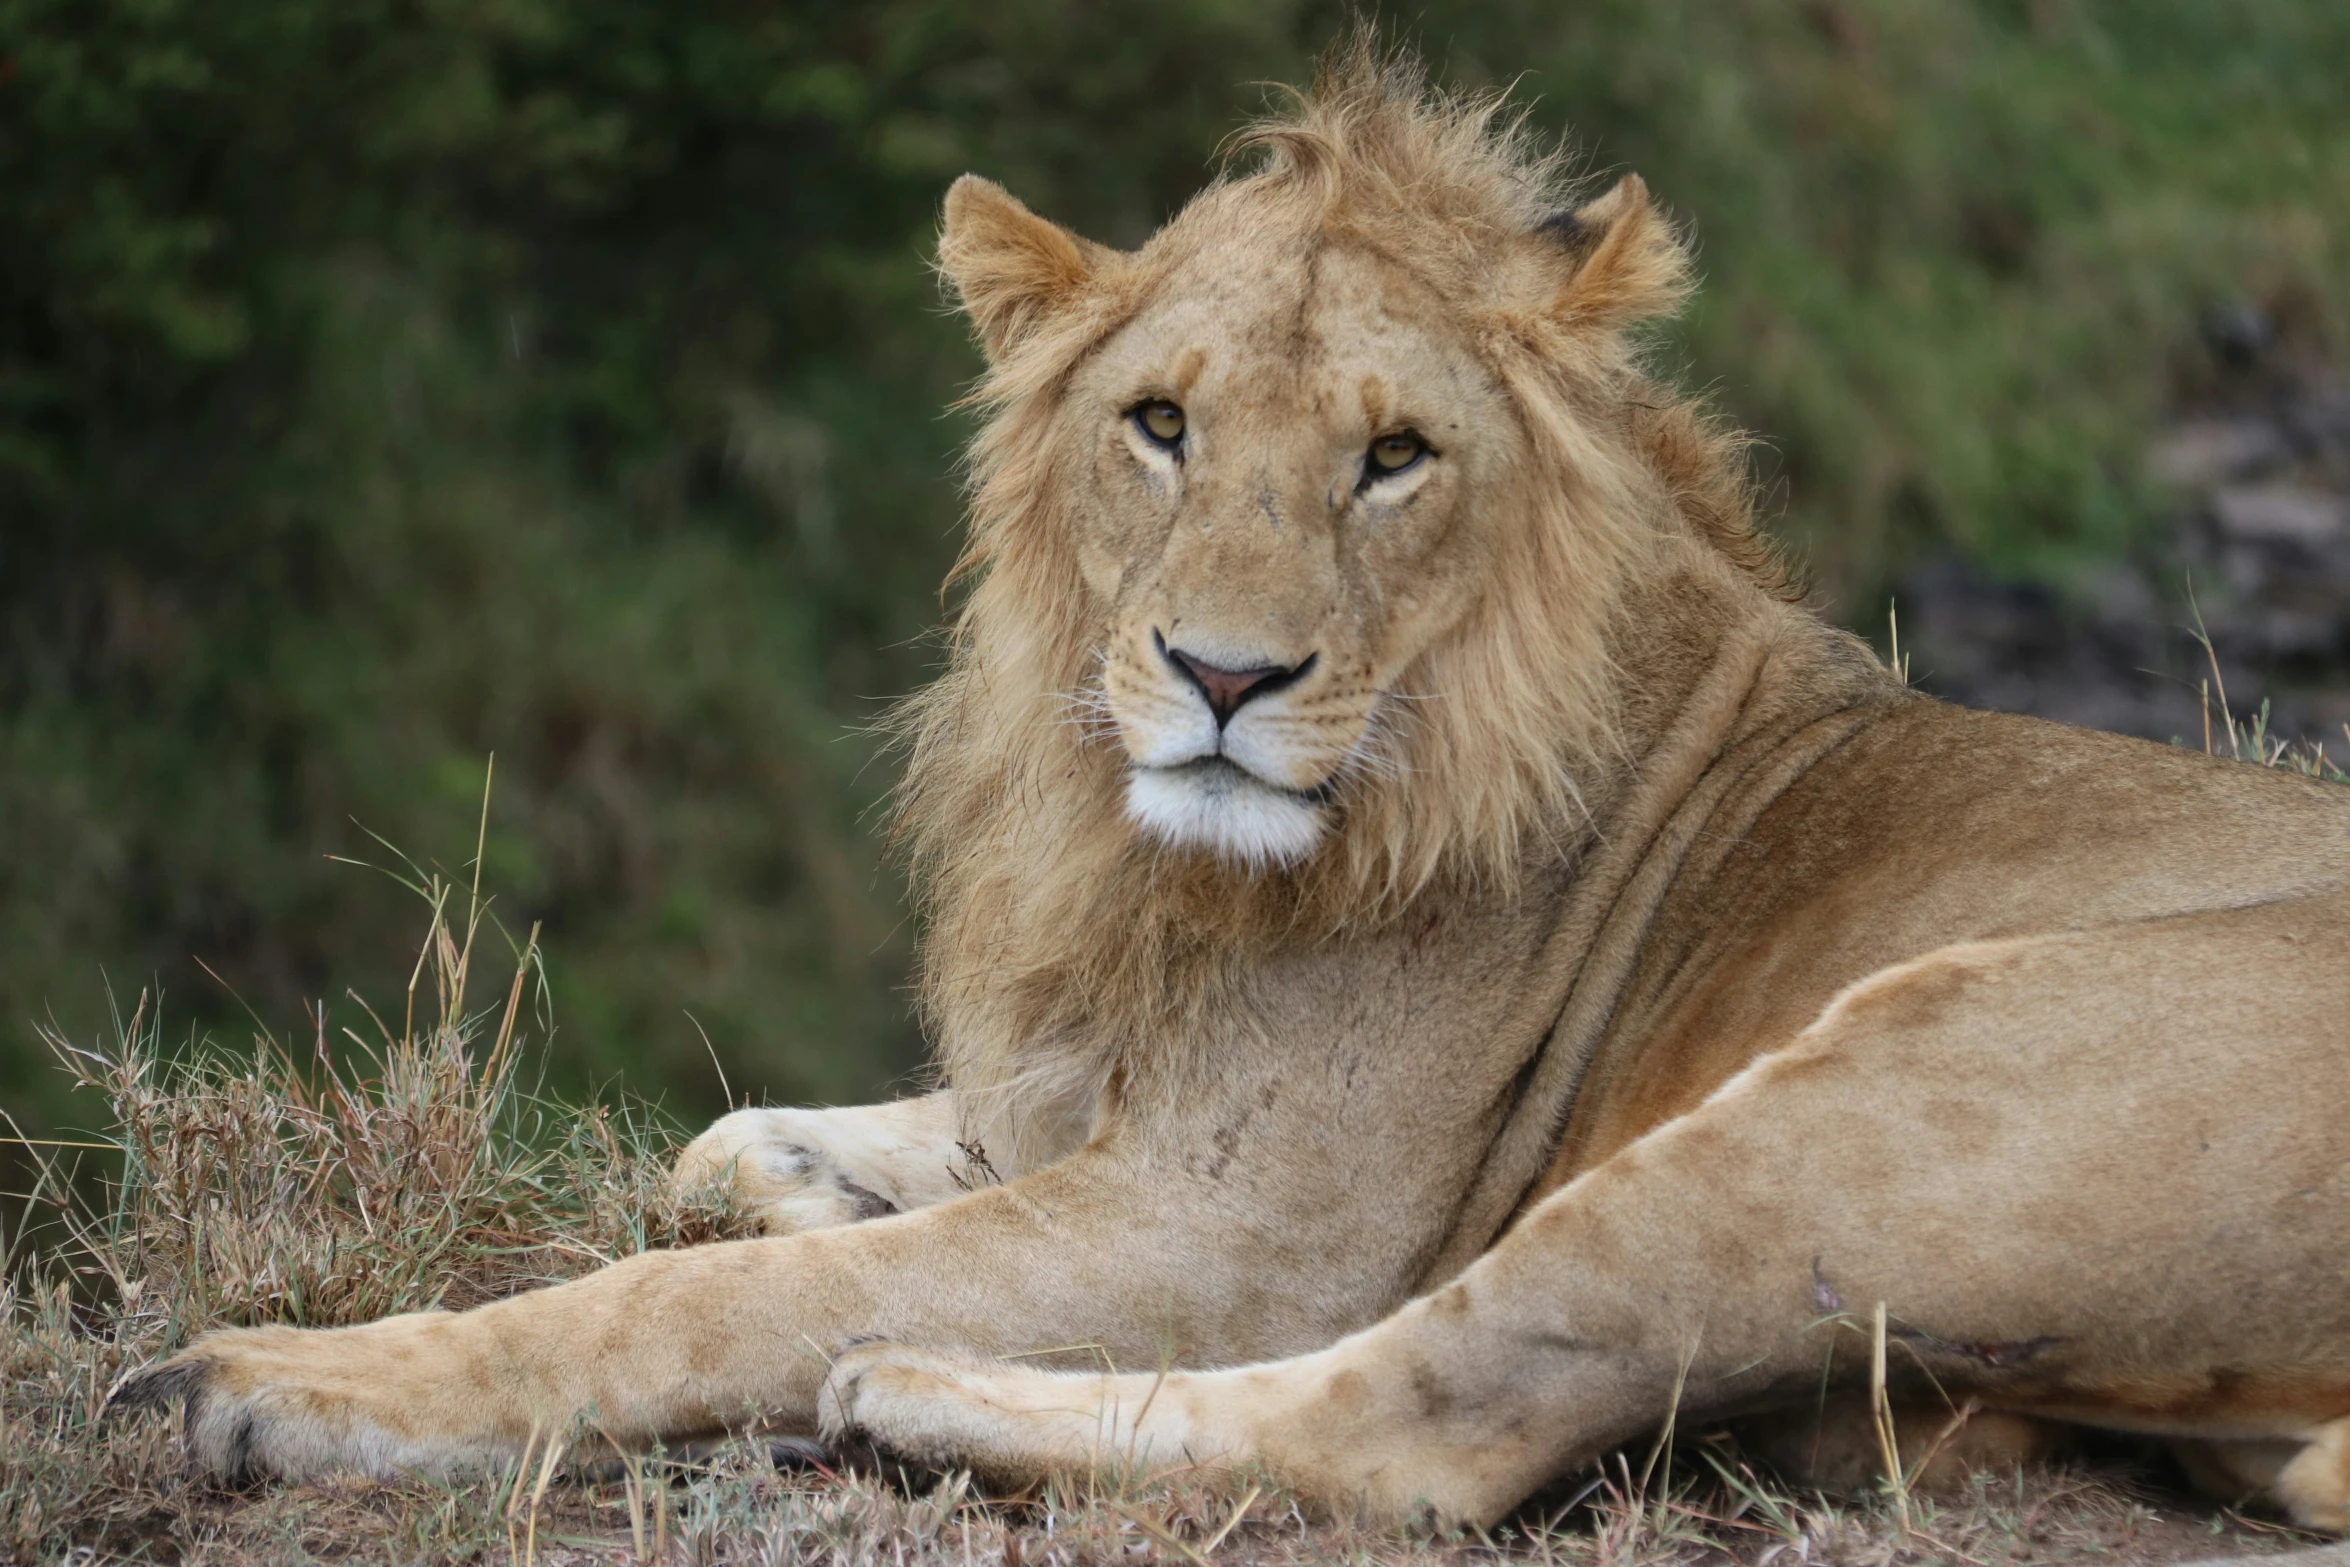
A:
[115,1240,830,1481]
[824,1175,1735,1526]
[112,1148,1334,1483]
[821,1301,1669,1526]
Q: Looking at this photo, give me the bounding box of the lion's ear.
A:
[939,175,1114,363]
[1531,175,1691,332]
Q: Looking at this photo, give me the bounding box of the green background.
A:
[3,1,2346,1141]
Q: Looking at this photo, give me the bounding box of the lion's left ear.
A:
[939,174,1119,364]
[1526,175,1692,332]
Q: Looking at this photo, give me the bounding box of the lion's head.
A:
[895,40,1782,1165]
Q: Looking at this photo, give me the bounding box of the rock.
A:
[2200,299,2278,365]
[2210,483,2349,546]
[2147,419,2292,488]
[1898,309,2350,754]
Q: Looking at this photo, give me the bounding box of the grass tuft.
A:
[1,860,758,1561]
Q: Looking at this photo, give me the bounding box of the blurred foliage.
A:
[1,0,2345,1135]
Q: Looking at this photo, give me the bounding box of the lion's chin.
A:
[1125,760,1329,871]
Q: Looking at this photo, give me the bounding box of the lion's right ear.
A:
[939,175,1113,364]
[1527,175,1692,333]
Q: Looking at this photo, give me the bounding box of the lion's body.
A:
[121,41,2350,1534]
[1545,690,2350,1191]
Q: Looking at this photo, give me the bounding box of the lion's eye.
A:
[1135,400,1186,448]
[1367,431,1427,475]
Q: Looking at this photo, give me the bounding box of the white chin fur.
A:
[1126,763,1328,869]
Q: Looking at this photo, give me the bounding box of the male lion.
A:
[119,46,2350,1532]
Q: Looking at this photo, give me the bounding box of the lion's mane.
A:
[890,39,1786,1170]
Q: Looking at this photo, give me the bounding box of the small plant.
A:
[2188,605,2350,782]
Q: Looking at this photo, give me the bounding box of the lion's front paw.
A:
[819,1342,1210,1488]
[111,1326,387,1482]
[673,1109,906,1236]
[109,1314,501,1483]
[823,1343,1473,1525]
[817,1342,1000,1472]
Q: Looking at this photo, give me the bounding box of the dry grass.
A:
[2187,613,2350,785]
[1,849,761,1561]
[4,740,2341,1564]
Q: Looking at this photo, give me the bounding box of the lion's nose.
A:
[1157,632,1314,729]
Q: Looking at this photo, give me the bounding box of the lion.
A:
[115,42,2350,1534]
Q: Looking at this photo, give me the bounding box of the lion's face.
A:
[1064,237,1518,867]
[933,149,1692,889]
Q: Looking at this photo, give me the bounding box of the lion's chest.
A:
[1137,868,1584,1284]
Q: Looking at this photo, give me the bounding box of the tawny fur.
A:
[111,37,2350,1536]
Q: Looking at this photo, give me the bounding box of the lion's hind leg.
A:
[2177,1423,2350,1533]
[2162,1418,2350,1531]
[2273,1423,2350,1532]
[1736,1394,2071,1498]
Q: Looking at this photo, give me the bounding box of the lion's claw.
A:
[106,1352,206,1417]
